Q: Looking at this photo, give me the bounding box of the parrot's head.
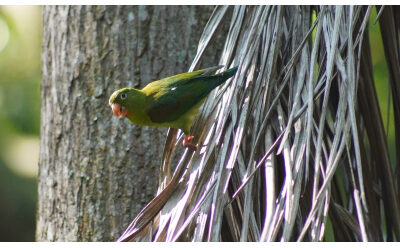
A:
[109,88,132,118]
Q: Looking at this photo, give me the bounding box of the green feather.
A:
[109,66,238,134]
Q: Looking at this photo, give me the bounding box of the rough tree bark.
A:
[37,5,226,241]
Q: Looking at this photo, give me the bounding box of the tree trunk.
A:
[37,5,224,241]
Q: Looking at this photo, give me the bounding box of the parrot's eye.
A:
[120,93,127,100]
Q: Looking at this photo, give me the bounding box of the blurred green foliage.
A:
[369,7,396,164]
[0,6,41,241]
[0,157,36,241]
[0,6,41,136]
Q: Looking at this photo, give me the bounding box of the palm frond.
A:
[119,5,400,241]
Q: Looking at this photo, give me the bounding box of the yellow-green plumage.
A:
[109,66,238,135]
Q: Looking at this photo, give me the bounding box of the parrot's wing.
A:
[145,66,238,124]
[145,77,212,123]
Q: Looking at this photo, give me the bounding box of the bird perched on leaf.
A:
[109,65,238,149]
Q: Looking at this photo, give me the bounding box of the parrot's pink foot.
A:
[183,135,197,150]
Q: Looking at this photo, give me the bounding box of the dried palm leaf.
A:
[119,5,400,242]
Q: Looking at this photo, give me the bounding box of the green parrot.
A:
[109,65,238,149]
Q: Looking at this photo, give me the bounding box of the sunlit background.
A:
[0,5,41,241]
[0,6,395,241]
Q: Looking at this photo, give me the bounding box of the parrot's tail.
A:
[216,66,238,85]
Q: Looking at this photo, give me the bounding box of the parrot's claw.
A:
[183,136,197,151]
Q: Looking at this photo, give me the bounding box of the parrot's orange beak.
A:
[111,103,130,118]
